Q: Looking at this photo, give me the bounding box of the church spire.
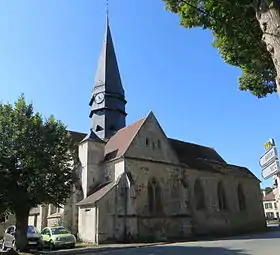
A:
[90,14,124,99]
[89,13,127,140]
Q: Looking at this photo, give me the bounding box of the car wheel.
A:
[37,242,43,251]
[49,241,55,251]
[1,241,6,251]
[12,241,17,251]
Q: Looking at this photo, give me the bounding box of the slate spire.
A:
[90,14,124,99]
[89,14,127,140]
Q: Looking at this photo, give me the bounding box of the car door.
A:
[41,228,51,246]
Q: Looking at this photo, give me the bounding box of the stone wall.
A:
[78,205,97,243]
[121,111,266,237]
[79,140,105,199]
[125,158,192,241]
[186,167,266,236]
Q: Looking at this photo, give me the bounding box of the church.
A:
[21,18,266,243]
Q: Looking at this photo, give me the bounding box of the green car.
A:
[40,226,76,249]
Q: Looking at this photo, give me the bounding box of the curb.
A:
[38,243,164,255]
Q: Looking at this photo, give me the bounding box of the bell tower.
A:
[89,16,127,140]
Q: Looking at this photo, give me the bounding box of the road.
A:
[97,227,280,255]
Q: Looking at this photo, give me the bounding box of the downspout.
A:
[124,186,127,241]
[124,158,127,241]
[95,203,98,244]
[114,185,117,240]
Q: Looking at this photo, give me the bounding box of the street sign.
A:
[264,138,275,150]
[259,147,278,168]
[262,160,280,179]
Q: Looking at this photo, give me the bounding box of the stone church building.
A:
[2,19,266,243]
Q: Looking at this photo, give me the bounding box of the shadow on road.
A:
[99,245,250,255]
[216,227,280,241]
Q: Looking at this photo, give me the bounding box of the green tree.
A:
[0,95,78,251]
[264,186,273,195]
[163,0,280,98]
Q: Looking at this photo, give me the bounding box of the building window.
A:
[147,177,162,214]
[146,138,149,146]
[49,204,60,215]
[264,203,268,209]
[266,212,275,219]
[194,179,206,210]
[217,182,228,211]
[275,203,277,209]
[158,140,161,148]
[152,141,155,150]
[265,202,273,209]
[237,184,246,211]
[34,215,38,227]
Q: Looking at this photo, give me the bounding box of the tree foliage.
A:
[264,186,273,195]
[0,95,78,250]
[163,0,277,97]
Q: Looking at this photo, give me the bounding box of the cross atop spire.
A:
[106,0,109,18]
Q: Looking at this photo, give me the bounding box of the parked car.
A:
[40,226,76,249]
[1,225,42,250]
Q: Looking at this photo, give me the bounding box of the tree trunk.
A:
[15,207,30,252]
[256,1,280,92]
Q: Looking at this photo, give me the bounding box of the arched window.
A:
[237,184,246,211]
[194,179,206,210]
[217,182,228,211]
[146,138,149,146]
[148,177,162,214]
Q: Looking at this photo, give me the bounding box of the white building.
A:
[262,191,279,219]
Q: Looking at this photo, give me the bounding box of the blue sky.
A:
[1,0,279,188]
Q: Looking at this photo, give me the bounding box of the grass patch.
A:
[75,243,100,248]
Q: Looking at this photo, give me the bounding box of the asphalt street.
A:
[97,227,280,255]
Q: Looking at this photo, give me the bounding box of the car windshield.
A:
[27,226,39,234]
[51,227,69,235]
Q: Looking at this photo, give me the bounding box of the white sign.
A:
[259,146,278,168]
[262,160,280,179]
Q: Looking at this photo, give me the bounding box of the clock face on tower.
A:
[94,92,105,104]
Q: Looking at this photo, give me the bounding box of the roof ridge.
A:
[104,116,147,161]
[116,116,147,156]
[125,116,147,147]
[168,137,214,150]
[263,191,275,201]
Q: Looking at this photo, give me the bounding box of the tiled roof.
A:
[69,118,257,181]
[76,181,117,206]
[263,191,275,201]
[168,138,226,165]
[103,118,227,166]
[69,130,87,144]
[104,117,146,161]
[81,129,104,143]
